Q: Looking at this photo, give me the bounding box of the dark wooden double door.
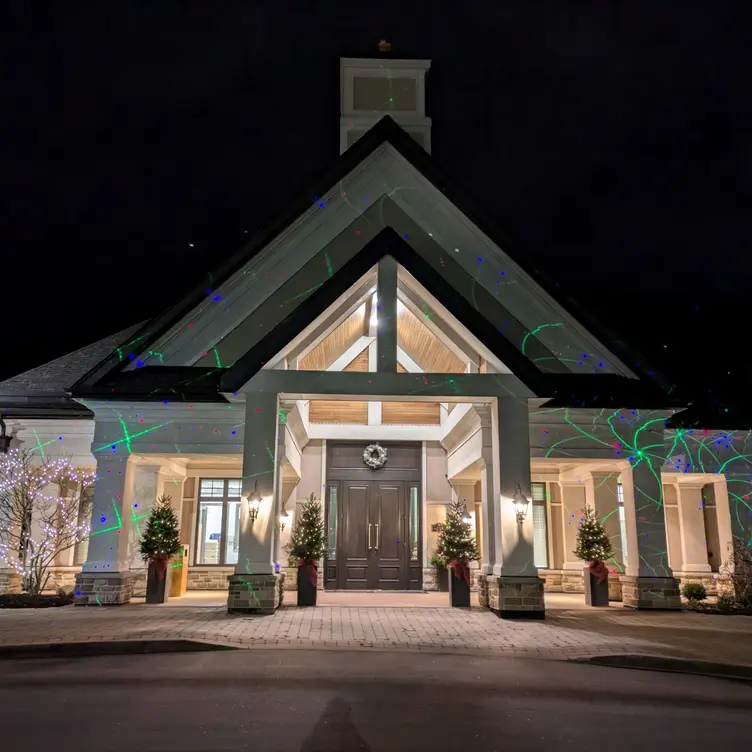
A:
[326,442,421,591]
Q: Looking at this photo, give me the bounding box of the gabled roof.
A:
[0,324,142,418]
[69,116,678,409]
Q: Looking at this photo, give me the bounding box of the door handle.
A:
[368,523,373,550]
[374,523,379,551]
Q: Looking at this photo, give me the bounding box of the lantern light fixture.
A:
[248,481,262,523]
[512,484,530,523]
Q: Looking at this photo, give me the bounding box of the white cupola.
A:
[340,41,432,154]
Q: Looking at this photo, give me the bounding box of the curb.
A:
[573,654,752,682]
[0,640,237,660]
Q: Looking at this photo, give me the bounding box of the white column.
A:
[479,451,497,574]
[710,475,735,566]
[236,393,281,576]
[493,397,535,577]
[589,471,624,569]
[82,455,134,574]
[127,464,161,569]
[559,481,587,570]
[621,461,674,579]
[676,481,711,573]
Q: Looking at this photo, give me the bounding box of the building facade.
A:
[1,54,749,617]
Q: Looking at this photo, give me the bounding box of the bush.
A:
[716,594,737,614]
[681,583,707,602]
[56,586,75,603]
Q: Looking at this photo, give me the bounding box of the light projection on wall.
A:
[121,169,624,379]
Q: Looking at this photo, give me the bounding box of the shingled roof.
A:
[0,324,142,418]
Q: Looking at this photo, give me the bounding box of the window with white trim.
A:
[195,479,242,566]
[531,482,548,568]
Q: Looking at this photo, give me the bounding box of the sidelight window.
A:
[408,486,419,560]
[531,482,548,568]
[617,481,628,566]
[195,478,242,565]
[327,485,338,559]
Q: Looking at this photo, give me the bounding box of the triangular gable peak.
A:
[73,117,666,404]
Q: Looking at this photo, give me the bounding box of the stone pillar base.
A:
[0,569,23,595]
[478,574,545,619]
[608,576,623,602]
[622,575,681,610]
[227,573,282,615]
[74,572,135,605]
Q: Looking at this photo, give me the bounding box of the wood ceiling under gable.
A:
[397,304,467,373]
[299,306,366,371]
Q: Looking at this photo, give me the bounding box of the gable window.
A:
[195,479,242,566]
[531,482,548,568]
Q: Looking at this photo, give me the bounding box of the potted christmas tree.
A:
[139,495,182,604]
[437,500,479,607]
[574,507,614,607]
[287,493,325,607]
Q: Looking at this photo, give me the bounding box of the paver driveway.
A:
[0,600,668,660]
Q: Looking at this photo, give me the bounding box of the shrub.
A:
[716,593,737,614]
[56,586,75,603]
[681,583,708,602]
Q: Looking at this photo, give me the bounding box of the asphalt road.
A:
[0,649,750,751]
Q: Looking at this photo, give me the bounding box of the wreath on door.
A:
[363,443,387,470]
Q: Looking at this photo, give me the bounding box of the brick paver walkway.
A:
[2,595,749,664]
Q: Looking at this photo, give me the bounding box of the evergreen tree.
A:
[139,495,182,563]
[574,507,613,563]
[288,493,325,564]
[437,500,479,564]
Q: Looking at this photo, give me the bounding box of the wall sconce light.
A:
[512,484,530,523]
[461,505,472,523]
[248,481,262,523]
[279,501,290,532]
[0,417,11,454]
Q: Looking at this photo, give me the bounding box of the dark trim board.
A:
[71,115,668,401]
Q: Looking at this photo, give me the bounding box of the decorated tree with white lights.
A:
[574,506,613,564]
[0,449,95,595]
[139,495,182,565]
[287,493,325,564]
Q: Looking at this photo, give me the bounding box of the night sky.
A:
[2,3,749,414]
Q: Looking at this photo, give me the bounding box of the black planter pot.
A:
[449,568,471,607]
[297,564,318,607]
[437,567,449,593]
[146,560,170,604]
[584,566,609,607]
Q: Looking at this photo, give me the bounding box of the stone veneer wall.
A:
[74,572,135,605]
[0,570,22,594]
[675,572,721,596]
[188,567,234,590]
[284,563,325,591]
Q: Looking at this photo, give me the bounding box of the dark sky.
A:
[2,2,749,406]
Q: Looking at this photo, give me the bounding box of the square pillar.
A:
[478,397,544,620]
[589,472,624,571]
[620,459,680,610]
[227,393,283,614]
[676,481,712,574]
[559,480,587,571]
[74,456,136,605]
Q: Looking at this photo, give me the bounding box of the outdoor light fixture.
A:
[512,484,530,523]
[247,481,262,523]
[461,505,472,523]
[279,500,290,532]
[0,417,11,454]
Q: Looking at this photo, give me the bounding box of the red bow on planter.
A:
[588,560,609,585]
[297,558,318,587]
[151,555,169,581]
[449,560,471,586]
